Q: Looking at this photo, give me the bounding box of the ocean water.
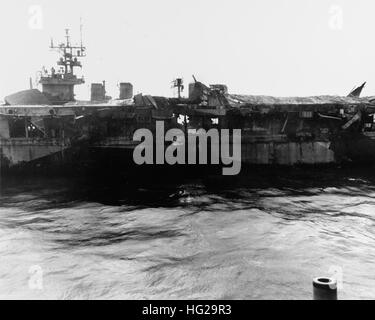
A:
[1,167,375,300]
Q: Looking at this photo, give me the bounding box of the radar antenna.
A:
[39,27,86,104]
[49,28,86,75]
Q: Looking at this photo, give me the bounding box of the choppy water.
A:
[1,167,375,300]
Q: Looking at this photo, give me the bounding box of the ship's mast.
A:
[50,28,86,76]
[172,78,184,98]
[40,28,86,104]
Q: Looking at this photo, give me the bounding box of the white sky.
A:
[1,0,375,100]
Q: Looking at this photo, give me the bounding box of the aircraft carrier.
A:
[2,29,375,175]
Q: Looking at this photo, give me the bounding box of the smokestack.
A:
[119,83,133,100]
[91,83,106,101]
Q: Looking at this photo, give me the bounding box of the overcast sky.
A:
[1,0,375,100]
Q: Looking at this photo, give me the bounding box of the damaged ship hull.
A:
[3,83,375,175]
[4,29,375,176]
